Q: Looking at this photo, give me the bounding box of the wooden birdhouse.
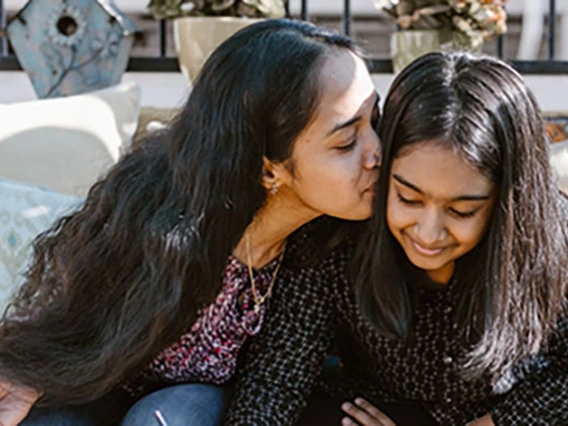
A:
[7,0,138,98]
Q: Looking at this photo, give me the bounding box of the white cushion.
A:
[550,140,568,194]
[0,178,81,312]
[0,82,141,197]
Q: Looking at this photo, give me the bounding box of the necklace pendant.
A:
[254,304,260,314]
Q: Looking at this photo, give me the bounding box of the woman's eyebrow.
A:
[326,91,379,137]
[327,116,361,137]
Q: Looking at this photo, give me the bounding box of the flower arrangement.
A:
[373,0,508,40]
[148,0,286,20]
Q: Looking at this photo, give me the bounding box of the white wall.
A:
[1,71,568,112]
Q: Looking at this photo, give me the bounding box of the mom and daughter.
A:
[0,19,566,426]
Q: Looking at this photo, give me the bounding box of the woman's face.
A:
[386,143,496,284]
[276,49,381,221]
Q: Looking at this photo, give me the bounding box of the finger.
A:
[341,402,382,426]
[354,398,396,426]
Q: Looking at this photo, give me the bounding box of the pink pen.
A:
[154,410,168,426]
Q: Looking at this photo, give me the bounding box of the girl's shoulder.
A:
[285,216,366,270]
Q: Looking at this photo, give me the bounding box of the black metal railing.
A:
[0,0,567,75]
[549,0,556,59]
[0,0,7,57]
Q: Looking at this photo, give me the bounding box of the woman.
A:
[0,19,381,426]
[224,52,568,425]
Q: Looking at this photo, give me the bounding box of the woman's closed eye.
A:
[337,137,357,152]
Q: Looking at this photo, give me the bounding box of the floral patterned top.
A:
[122,254,280,396]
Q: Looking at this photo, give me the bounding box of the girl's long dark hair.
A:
[0,19,357,406]
[355,52,568,379]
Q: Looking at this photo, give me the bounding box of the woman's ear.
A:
[262,157,289,195]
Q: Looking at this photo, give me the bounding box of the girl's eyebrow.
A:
[393,174,491,202]
[393,174,423,194]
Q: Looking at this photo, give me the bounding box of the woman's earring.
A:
[270,185,279,196]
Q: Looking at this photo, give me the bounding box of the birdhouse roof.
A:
[9,0,138,35]
[97,0,138,35]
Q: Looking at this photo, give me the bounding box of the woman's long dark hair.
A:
[355,52,568,379]
[0,19,358,406]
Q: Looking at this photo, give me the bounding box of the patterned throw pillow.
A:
[0,82,140,197]
[0,178,81,312]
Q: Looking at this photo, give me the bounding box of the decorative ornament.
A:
[7,0,138,98]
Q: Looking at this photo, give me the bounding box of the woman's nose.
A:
[363,133,381,169]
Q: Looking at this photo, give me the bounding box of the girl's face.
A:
[274,49,381,222]
[386,143,496,284]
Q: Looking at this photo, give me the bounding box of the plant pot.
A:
[173,16,262,85]
[390,29,484,74]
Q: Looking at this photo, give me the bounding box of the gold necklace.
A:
[246,234,285,314]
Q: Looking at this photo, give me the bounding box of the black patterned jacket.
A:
[224,240,568,426]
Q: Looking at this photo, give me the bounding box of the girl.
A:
[340,51,568,426]
[225,52,568,426]
[0,19,381,426]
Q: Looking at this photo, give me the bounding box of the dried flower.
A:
[148,0,286,19]
[374,0,508,40]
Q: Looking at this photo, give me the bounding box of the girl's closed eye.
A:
[449,207,480,219]
[396,192,420,205]
[396,191,482,218]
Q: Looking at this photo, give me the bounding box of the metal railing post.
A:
[0,0,7,56]
[548,0,556,60]
[343,0,352,36]
[301,0,307,21]
[159,19,167,57]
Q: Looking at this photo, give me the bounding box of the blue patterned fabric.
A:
[0,178,81,311]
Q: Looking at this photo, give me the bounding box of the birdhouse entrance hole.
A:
[57,15,78,36]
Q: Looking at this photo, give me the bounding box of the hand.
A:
[341,397,396,426]
[467,414,495,426]
[0,378,41,426]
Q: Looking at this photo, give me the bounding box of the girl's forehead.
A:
[391,144,494,198]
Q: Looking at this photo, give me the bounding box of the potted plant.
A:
[148,0,286,84]
[373,0,508,73]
